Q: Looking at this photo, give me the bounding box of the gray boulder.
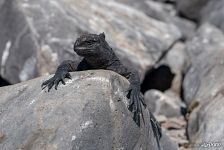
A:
[176,0,209,20]
[144,89,183,118]
[116,0,196,40]
[183,24,224,106]
[0,0,181,84]
[183,24,224,148]
[177,0,224,34]
[159,42,188,95]
[154,0,176,3]
[200,0,224,33]
[0,70,177,150]
[160,42,187,74]
[188,95,224,150]
[142,0,196,40]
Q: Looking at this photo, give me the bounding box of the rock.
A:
[176,0,209,20]
[142,1,196,40]
[0,0,38,84]
[0,70,177,150]
[154,0,177,3]
[187,95,224,149]
[0,0,181,84]
[0,0,80,84]
[116,0,196,40]
[154,115,188,149]
[162,117,186,130]
[177,0,224,34]
[116,0,176,17]
[159,42,188,95]
[144,87,188,149]
[141,65,175,93]
[170,17,196,41]
[160,133,179,150]
[201,0,224,33]
[0,132,5,142]
[183,24,224,148]
[183,24,224,106]
[161,117,188,148]
[144,89,184,117]
[116,0,176,19]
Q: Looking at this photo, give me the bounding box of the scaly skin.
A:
[42,33,162,146]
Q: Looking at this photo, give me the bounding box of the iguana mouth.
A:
[74,46,95,56]
[74,46,91,50]
[74,43,100,51]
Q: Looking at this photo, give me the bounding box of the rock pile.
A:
[1,0,224,149]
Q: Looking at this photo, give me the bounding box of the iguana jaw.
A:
[74,46,90,50]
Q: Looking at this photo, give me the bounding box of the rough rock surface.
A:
[187,95,224,150]
[0,0,181,84]
[154,0,176,3]
[176,0,209,20]
[116,0,196,40]
[183,24,224,106]
[144,89,183,118]
[0,70,177,150]
[183,24,224,148]
[159,42,187,74]
[159,42,188,95]
[161,117,188,149]
[177,0,224,34]
[144,89,187,148]
[200,0,224,33]
[3,0,224,149]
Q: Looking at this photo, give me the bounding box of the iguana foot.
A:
[42,70,71,92]
[150,111,162,150]
[127,87,146,127]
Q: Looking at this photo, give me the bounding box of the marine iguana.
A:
[42,33,162,147]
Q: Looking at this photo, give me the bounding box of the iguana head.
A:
[73,33,106,56]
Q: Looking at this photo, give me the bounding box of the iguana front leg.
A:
[42,59,91,91]
[107,63,147,126]
[125,70,147,126]
[42,60,76,91]
[126,70,162,145]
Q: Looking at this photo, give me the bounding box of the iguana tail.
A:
[150,111,162,150]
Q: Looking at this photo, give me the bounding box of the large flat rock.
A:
[0,70,177,150]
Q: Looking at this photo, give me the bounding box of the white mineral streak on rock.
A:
[80,120,93,130]
[19,56,36,81]
[29,99,36,105]
[1,41,11,76]
[87,76,110,83]
[65,79,75,85]
[109,98,115,111]
[71,135,76,141]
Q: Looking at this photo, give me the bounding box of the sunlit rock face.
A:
[0,0,181,84]
[183,24,224,148]
[0,70,177,150]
